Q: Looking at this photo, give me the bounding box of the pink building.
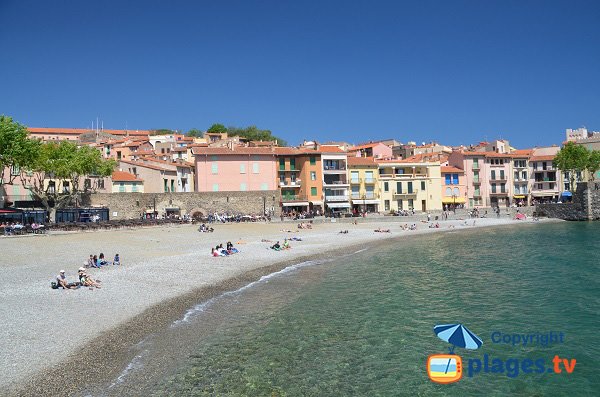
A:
[449,151,488,208]
[348,142,393,159]
[192,147,277,192]
[440,166,467,208]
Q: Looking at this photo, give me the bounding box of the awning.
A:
[326,202,351,208]
[165,207,180,211]
[310,201,323,205]
[442,197,466,204]
[561,191,573,197]
[532,192,557,197]
[513,195,526,199]
[282,202,309,207]
[352,199,380,205]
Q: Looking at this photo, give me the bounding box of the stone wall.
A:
[536,182,600,221]
[82,191,281,220]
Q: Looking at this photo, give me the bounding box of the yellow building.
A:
[376,160,442,212]
[348,157,380,213]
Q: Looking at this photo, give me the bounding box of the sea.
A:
[99,221,599,396]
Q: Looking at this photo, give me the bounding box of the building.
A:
[321,146,351,215]
[348,157,380,213]
[110,171,144,193]
[119,160,178,194]
[192,146,277,193]
[28,127,149,142]
[440,166,466,209]
[530,147,561,203]
[511,149,532,206]
[348,142,393,159]
[376,159,442,212]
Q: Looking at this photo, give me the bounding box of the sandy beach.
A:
[0,215,557,396]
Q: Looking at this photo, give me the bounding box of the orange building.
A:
[274,147,323,214]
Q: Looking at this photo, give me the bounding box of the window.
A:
[132,183,138,192]
[98,179,104,189]
[445,187,452,196]
[240,163,246,174]
[445,174,451,185]
[365,171,373,183]
[474,186,480,196]
[290,173,296,183]
[408,199,414,210]
[171,180,175,192]
[421,181,426,191]
[384,182,389,192]
[164,179,168,192]
[366,185,374,198]
[351,171,359,183]
[253,162,259,174]
[84,179,91,189]
[240,183,247,191]
[311,187,317,196]
[260,182,268,190]
[407,182,413,193]
[212,183,219,192]
[351,185,360,198]
[279,158,285,170]
[311,171,316,181]
[397,199,403,210]
[63,182,70,193]
[491,183,497,193]
[514,171,519,181]
[453,187,460,196]
[473,171,479,183]
[290,158,296,170]
[500,183,506,193]
[452,174,458,184]
[279,172,285,183]
[10,165,19,176]
[522,171,527,180]
[499,170,505,180]
[310,156,316,165]
[119,183,125,193]
[384,200,390,211]
[396,182,402,194]
[211,163,218,174]
[491,170,496,180]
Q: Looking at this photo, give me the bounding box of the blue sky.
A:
[1,0,599,148]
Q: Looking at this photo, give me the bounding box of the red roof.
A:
[112,170,143,182]
[348,157,376,166]
[530,155,555,161]
[191,147,277,156]
[441,166,464,173]
[28,127,149,136]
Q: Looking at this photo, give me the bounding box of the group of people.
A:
[297,222,313,229]
[198,224,215,233]
[86,253,120,268]
[270,238,292,251]
[211,242,240,256]
[400,223,418,231]
[428,223,441,228]
[374,228,391,233]
[1,221,45,235]
[53,268,101,290]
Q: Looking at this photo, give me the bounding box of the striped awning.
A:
[442,197,466,204]
[282,202,309,207]
[327,202,351,208]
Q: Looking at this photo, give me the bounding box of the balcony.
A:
[379,173,426,179]
[323,164,346,173]
[350,179,360,185]
[472,179,481,184]
[279,179,302,188]
[393,189,418,198]
[281,194,308,203]
[323,180,349,187]
[472,163,480,170]
[490,177,507,182]
[352,192,377,200]
[325,194,349,202]
[489,190,508,196]
[363,178,376,184]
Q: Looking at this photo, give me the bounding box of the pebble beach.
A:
[0,216,555,396]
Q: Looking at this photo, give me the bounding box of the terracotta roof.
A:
[120,159,171,172]
[112,170,143,182]
[273,147,302,155]
[530,155,555,161]
[485,152,512,158]
[28,127,149,136]
[171,147,188,152]
[349,142,385,151]
[191,147,277,156]
[441,166,464,173]
[140,157,192,168]
[319,145,346,153]
[348,157,376,166]
[511,149,533,156]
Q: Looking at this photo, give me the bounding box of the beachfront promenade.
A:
[0,216,554,396]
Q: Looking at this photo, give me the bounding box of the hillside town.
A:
[1,124,599,223]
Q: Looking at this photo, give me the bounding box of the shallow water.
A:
[102,222,600,396]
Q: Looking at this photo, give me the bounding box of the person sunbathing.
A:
[282,239,291,249]
[113,254,120,266]
[78,268,101,288]
[56,270,78,289]
[271,241,281,250]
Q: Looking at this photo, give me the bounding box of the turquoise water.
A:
[112,222,600,396]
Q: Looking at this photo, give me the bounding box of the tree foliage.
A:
[554,142,600,191]
[207,123,287,146]
[206,123,227,134]
[150,129,176,136]
[21,141,116,212]
[187,128,203,137]
[0,115,42,185]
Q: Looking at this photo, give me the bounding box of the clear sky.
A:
[1,0,599,148]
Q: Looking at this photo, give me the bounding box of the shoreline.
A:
[4,217,560,396]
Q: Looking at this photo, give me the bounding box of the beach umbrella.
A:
[433,323,483,353]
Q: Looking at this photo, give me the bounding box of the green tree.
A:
[207,123,227,134]
[0,115,42,185]
[554,142,591,191]
[21,141,116,220]
[226,125,287,146]
[187,128,203,137]
[150,129,176,136]
[586,150,600,181]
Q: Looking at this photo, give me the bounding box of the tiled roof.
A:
[348,157,376,166]
[441,166,464,173]
[112,170,143,182]
[530,155,556,161]
[28,127,149,136]
[120,159,171,172]
[349,142,385,151]
[319,145,346,153]
[191,147,277,155]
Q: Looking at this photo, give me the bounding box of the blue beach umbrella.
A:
[434,323,483,353]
